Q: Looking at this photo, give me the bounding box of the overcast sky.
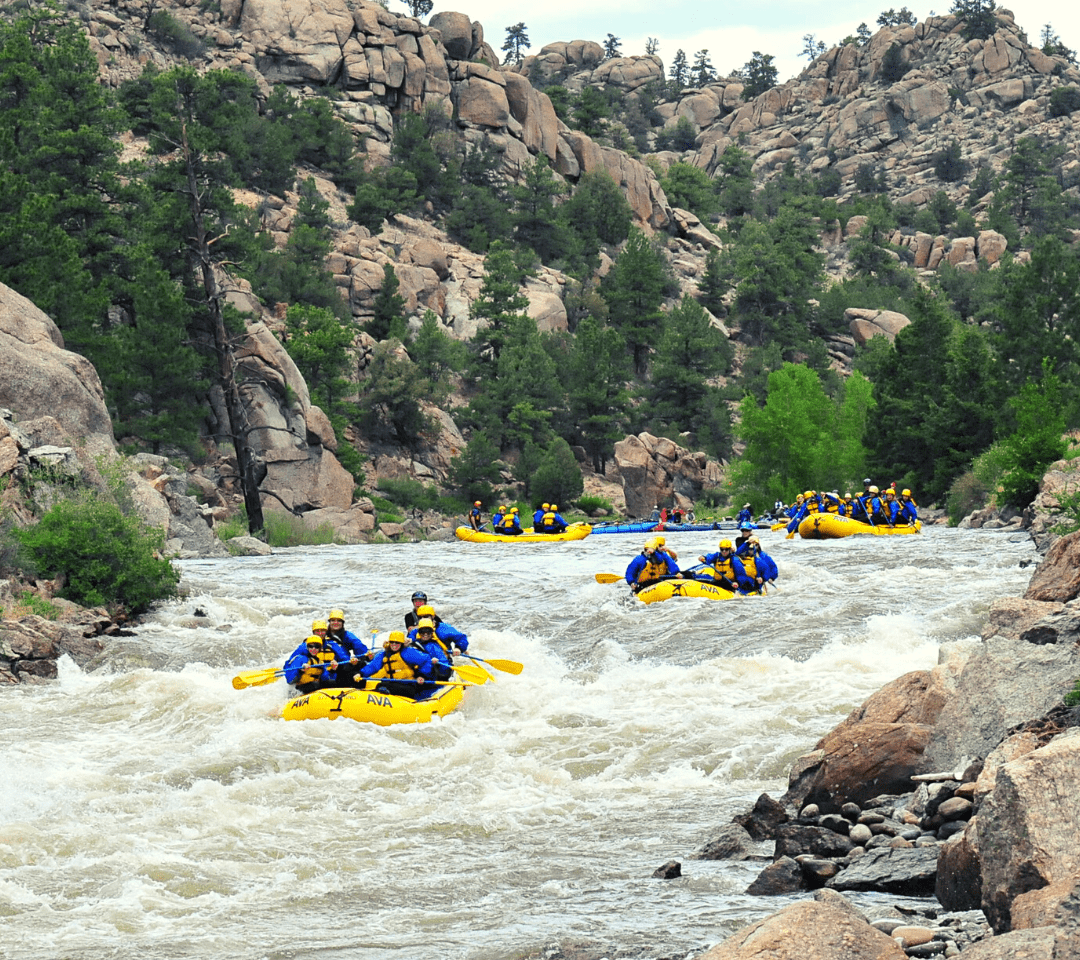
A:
[413,2,1080,86]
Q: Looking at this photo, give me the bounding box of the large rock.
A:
[239,0,354,84]
[978,730,1080,932]
[1024,531,1080,602]
[921,637,1080,771]
[826,845,941,896]
[846,308,911,345]
[698,899,906,960]
[0,282,115,459]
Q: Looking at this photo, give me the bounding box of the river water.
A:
[1,526,1035,960]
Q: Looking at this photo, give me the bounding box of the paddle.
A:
[458,652,523,675]
[594,572,623,584]
[232,659,356,690]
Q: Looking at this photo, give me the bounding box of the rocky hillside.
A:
[4,1,1080,540]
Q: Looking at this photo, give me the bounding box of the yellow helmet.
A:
[869,485,879,494]
[311,619,328,632]
[885,489,895,497]
[474,500,481,507]
[415,618,436,632]
[656,536,666,545]
[386,631,406,647]
[305,635,324,648]
[719,539,733,550]
[542,503,550,510]
[416,604,435,618]
[551,504,558,511]
[511,507,519,513]
[902,489,911,497]
[644,538,659,551]
[804,490,814,498]
[328,609,345,622]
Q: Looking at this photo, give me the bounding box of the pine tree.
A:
[668,49,689,94]
[566,316,630,472]
[367,264,408,341]
[502,22,530,64]
[601,228,668,373]
[690,50,716,87]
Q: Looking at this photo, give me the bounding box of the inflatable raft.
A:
[591,521,661,535]
[635,578,740,604]
[455,522,592,543]
[283,662,493,725]
[798,514,922,539]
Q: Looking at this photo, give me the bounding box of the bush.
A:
[376,478,466,516]
[1065,678,1080,707]
[262,511,338,548]
[880,43,908,83]
[146,10,206,59]
[529,438,584,507]
[12,500,179,614]
[576,494,612,516]
[1048,86,1080,118]
[933,140,967,182]
[946,471,988,525]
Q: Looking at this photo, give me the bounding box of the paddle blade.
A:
[232,667,282,689]
[481,658,523,675]
[594,573,623,584]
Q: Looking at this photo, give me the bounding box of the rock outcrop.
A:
[612,433,724,517]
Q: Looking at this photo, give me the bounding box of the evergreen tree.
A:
[603,34,622,59]
[877,7,917,26]
[511,154,568,263]
[530,437,584,506]
[645,37,660,56]
[367,264,408,341]
[449,431,502,503]
[557,169,632,273]
[648,295,733,448]
[566,316,631,472]
[660,162,719,219]
[409,310,466,401]
[668,49,689,94]
[399,0,433,19]
[601,229,668,373]
[800,35,826,61]
[502,22,530,64]
[357,342,432,445]
[690,50,716,87]
[741,52,778,99]
[880,43,907,82]
[573,86,611,139]
[697,248,727,316]
[282,305,355,417]
[950,0,999,41]
[469,241,533,369]
[857,22,873,44]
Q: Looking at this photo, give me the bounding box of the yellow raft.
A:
[798,514,922,539]
[636,578,740,604]
[455,522,592,543]
[282,662,493,725]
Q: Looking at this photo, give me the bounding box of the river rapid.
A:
[1,526,1035,960]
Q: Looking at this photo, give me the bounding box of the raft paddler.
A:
[408,617,454,681]
[533,502,550,532]
[325,609,371,686]
[735,503,753,525]
[539,504,567,534]
[469,501,484,531]
[405,590,442,630]
[735,521,755,552]
[625,537,682,592]
[697,539,756,594]
[736,536,778,592]
[283,633,349,693]
[410,604,468,653]
[496,507,524,535]
[361,631,436,699]
[900,489,919,525]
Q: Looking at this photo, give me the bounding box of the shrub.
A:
[1048,86,1080,118]
[262,511,338,548]
[146,10,206,59]
[946,471,988,525]
[933,140,967,182]
[529,438,584,507]
[0,590,60,620]
[376,478,466,516]
[1065,677,1080,707]
[576,494,612,516]
[12,500,179,614]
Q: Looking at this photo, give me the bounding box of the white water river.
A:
[0,526,1035,959]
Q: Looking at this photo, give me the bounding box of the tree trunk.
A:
[179,119,265,535]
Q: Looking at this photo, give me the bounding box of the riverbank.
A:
[691,527,1080,959]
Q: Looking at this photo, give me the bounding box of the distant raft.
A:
[798,514,922,539]
[282,662,493,726]
[455,522,592,543]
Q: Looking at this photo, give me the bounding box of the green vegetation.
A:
[1,591,60,621]
[262,511,338,548]
[11,500,179,615]
[1064,678,1080,708]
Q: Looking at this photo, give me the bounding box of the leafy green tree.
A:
[997,367,1068,508]
[690,50,716,87]
[950,0,999,41]
[660,162,719,219]
[741,52,778,99]
[566,316,630,472]
[603,34,622,59]
[530,437,584,506]
[14,500,179,614]
[728,364,871,505]
[367,264,408,341]
[601,228,668,373]
[502,22,530,64]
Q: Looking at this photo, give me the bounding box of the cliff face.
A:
[8,1,1080,525]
